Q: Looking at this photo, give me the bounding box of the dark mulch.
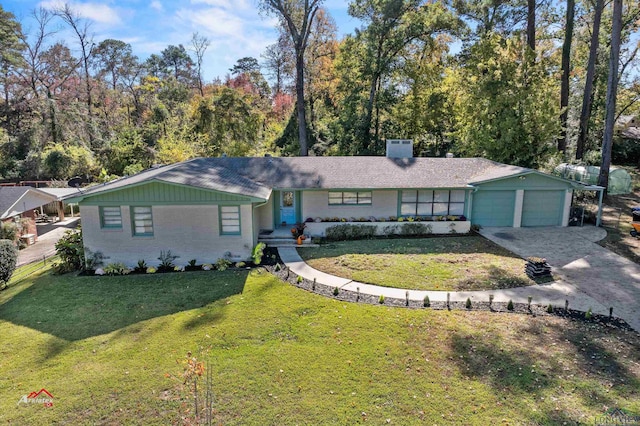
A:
[265,261,635,333]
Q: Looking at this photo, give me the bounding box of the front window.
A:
[400,190,465,216]
[220,206,241,235]
[328,191,372,205]
[131,206,153,236]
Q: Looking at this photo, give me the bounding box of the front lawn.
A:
[1,266,638,425]
[300,236,537,291]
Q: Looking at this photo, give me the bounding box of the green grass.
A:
[1,266,639,425]
[300,236,536,291]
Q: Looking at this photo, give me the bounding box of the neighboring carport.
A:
[0,187,58,244]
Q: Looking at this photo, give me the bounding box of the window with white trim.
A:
[400,190,465,216]
[131,206,153,236]
[328,191,372,205]
[220,206,241,235]
[100,206,122,229]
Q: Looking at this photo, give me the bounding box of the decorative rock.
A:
[314,217,322,223]
[95,268,105,276]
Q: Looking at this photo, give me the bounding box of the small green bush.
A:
[252,242,266,265]
[465,298,472,309]
[215,258,232,271]
[55,229,84,273]
[0,222,18,241]
[547,304,554,313]
[423,295,430,307]
[401,223,433,236]
[585,308,593,319]
[507,300,514,311]
[104,263,130,276]
[235,261,246,268]
[296,275,303,283]
[333,286,339,296]
[188,259,197,267]
[325,224,377,241]
[0,239,18,289]
[157,250,179,272]
[134,260,148,273]
[378,294,385,304]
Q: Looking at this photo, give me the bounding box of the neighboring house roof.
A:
[66,156,552,202]
[38,187,81,199]
[0,187,58,219]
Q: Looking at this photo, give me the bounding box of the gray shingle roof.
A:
[69,156,535,201]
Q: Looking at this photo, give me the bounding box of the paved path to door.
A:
[278,226,640,333]
[16,217,80,266]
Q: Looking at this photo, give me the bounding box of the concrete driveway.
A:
[480,226,640,333]
[16,217,80,266]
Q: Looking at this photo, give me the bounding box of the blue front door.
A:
[280,191,296,225]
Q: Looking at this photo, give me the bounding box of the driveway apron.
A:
[480,226,640,332]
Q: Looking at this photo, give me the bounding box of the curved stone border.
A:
[275,247,634,330]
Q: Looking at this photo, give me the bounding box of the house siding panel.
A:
[301,190,398,220]
[82,181,252,205]
[82,204,254,267]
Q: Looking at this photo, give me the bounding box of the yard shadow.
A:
[450,332,553,395]
[0,270,248,341]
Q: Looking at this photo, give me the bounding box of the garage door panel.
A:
[521,190,563,227]
[471,191,515,227]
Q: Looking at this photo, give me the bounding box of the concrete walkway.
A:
[278,226,640,333]
[16,217,80,266]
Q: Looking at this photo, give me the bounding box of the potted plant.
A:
[291,223,306,238]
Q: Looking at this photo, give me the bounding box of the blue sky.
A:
[3,0,361,81]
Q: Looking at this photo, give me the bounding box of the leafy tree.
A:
[0,239,17,289]
[92,39,138,91]
[450,34,560,168]
[260,0,324,156]
[42,143,95,179]
[262,30,294,94]
[345,0,459,153]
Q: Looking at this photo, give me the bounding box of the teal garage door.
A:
[521,190,564,227]
[471,190,515,227]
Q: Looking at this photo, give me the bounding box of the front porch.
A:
[258,226,316,248]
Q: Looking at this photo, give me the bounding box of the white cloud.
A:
[190,0,251,10]
[150,1,163,12]
[38,1,122,25]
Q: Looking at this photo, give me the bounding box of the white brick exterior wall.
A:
[302,190,398,220]
[81,204,254,267]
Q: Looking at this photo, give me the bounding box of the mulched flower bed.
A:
[265,259,635,332]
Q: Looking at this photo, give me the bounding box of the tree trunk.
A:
[295,53,308,156]
[363,74,378,153]
[576,0,604,160]
[527,0,536,51]
[558,0,575,152]
[598,0,623,191]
